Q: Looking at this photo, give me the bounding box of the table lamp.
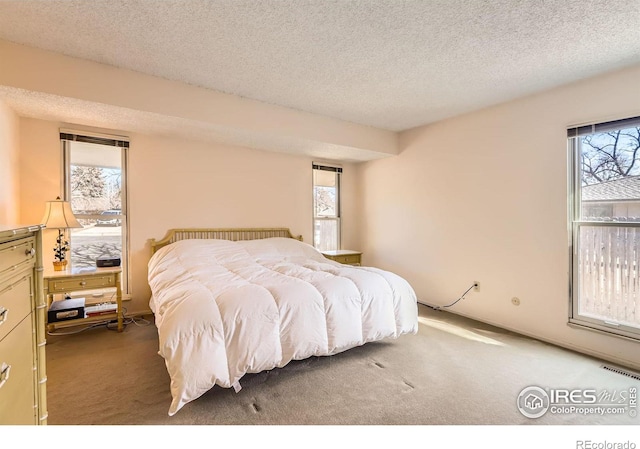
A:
[41,197,82,270]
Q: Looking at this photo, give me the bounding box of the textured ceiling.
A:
[1,0,639,134]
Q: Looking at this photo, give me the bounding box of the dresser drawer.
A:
[0,315,36,425]
[48,275,116,293]
[0,274,32,342]
[0,237,36,280]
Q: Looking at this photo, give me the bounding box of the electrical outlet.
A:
[511,297,521,306]
[474,281,480,292]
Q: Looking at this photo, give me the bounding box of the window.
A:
[568,116,640,339]
[61,131,130,295]
[313,163,342,251]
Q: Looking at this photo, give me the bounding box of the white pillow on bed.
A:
[240,237,327,263]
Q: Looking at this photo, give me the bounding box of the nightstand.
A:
[321,250,362,266]
[43,266,123,332]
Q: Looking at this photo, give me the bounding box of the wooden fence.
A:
[577,225,640,327]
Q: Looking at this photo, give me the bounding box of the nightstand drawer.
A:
[322,251,362,266]
[0,238,36,280]
[48,275,116,293]
[0,274,32,342]
[337,254,361,265]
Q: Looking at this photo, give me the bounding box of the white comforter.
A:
[148,237,418,416]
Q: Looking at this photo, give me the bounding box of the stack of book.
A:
[84,303,117,317]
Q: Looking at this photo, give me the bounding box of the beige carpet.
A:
[42,305,639,426]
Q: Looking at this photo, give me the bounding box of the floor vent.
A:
[601,365,640,381]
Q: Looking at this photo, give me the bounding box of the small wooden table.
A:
[321,250,362,266]
[43,266,123,332]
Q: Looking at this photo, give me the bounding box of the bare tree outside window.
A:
[105,170,122,210]
[315,186,336,217]
[71,166,105,197]
[581,127,640,185]
[70,165,106,213]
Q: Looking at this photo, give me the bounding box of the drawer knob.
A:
[0,307,7,325]
[25,248,36,257]
[0,363,11,390]
[80,281,86,286]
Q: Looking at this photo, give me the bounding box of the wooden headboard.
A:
[150,227,303,254]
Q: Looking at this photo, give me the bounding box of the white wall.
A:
[359,64,640,369]
[0,99,19,224]
[18,118,360,315]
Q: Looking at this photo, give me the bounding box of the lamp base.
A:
[53,260,68,271]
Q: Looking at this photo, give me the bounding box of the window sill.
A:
[568,319,640,343]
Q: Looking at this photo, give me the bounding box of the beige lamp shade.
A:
[41,197,82,229]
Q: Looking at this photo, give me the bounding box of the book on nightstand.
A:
[85,303,118,317]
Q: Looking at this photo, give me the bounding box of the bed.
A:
[148,228,418,416]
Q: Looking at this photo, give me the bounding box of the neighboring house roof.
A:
[582,176,640,202]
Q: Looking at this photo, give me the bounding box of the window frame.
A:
[312,163,342,251]
[568,117,640,341]
[60,130,130,297]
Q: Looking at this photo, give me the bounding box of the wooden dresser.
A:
[0,225,47,425]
